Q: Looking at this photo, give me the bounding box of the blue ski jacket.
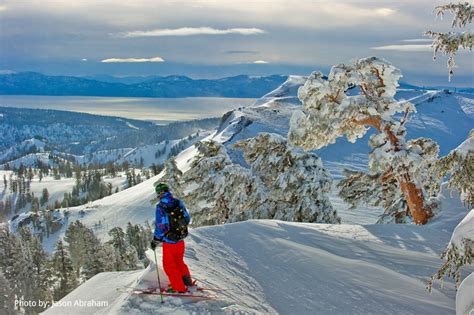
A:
[154,192,190,244]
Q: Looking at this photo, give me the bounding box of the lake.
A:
[0,95,257,123]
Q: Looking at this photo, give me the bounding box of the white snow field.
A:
[44,186,471,315]
[16,79,474,243]
[42,77,473,314]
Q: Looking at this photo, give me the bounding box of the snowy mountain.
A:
[0,107,218,168]
[0,72,287,98]
[210,77,474,178]
[44,187,470,315]
[6,75,473,314]
[43,76,474,242]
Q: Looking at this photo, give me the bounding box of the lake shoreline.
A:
[0,95,256,122]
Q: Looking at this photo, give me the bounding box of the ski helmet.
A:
[155,182,169,195]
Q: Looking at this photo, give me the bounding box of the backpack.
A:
[161,199,188,242]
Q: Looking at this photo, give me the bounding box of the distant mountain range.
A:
[0,72,288,98]
[1,72,472,98]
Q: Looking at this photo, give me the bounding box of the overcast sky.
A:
[0,0,472,86]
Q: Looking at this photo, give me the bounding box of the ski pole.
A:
[153,248,165,304]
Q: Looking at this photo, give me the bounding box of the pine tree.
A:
[51,240,78,300]
[126,223,148,260]
[288,57,440,224]
[7,227,40,314]
[126,170,133,188]
[53,168,61,180]
[108,227,138,271]
[0,271,15,315]
[31,197,40,213]
[27,167,34,182]
[0,201,4,221]
[5,198,12,215]
[234,133,337,223]
[82,243,115,280]
[162,135,338,226]
[427,131,473,293]
[425,2,473,80]
[64,220,98,277]
[40,188,49,206]
[428,209,473,291]
[434,132,473,205]
[29,236,53,312]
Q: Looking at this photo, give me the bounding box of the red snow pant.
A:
[163,241,191,292]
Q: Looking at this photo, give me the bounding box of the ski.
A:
[117,287,218,300]
[121,285,225,292]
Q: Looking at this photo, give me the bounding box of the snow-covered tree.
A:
[64,221,88,277]
[425,2,474,80]
[0,227,18,314]
[126,222,150,260]
[82,242,116,280]
[64,220,103,278]
[152,158,183,205]
[29,235,54,311]
[428,209,473,291]
[171,140,241,226]
[51,240,78,300]
[428,132,473,302]
[107,227,139,271]
[162,133,338,226]
[288,57,439,224]
[2,227,54,314]
[434,133,473,205]
[234,133,337,223]
[40,188,49,206]
[0,270,15,315]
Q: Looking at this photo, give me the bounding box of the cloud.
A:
[0,5,7,12]
[371,44,432,52]
[253,60,269,64]
[101,56,165,63]
[81,58,88,61]
[225,50,258,55]
[375,8,396,17]
[401,39,433,43]
[116,27,265,38]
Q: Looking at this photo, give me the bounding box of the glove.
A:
[150,238,161,250]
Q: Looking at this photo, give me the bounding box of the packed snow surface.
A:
[457,272,474,315]
[45,186,471,315]
[36,77,474,314]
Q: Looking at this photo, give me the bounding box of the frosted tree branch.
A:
[425,2,474,80]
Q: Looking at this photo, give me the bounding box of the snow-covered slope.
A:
[44,186,471,315]
[41,175,158,251]
[210,80,473,176]
[42,78,474,246]
[0,106,219,168]
[37,77,474,314]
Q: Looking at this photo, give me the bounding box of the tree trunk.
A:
[354,116,433,224]
[398,175,433,224]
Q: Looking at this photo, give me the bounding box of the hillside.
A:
[39,77,474,245]
[0,106,219,167]
[0,72,287,98]
[6,75,472,314]
[44,186,470,314]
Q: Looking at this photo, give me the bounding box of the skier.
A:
[151,182,193,293]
